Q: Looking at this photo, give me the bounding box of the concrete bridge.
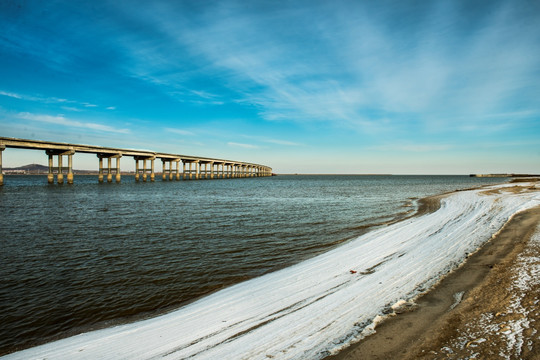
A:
[0,137,272,185]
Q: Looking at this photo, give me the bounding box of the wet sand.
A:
[330,181,540,360]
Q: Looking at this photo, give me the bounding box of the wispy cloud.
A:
[1,89,113,112]
[371,143,454,153]
[263,139,302,146]
[0,91,24,99]
[112,1,540,136]
[165,127,195,136]
[227,142,258,149]
[17,112,130,134]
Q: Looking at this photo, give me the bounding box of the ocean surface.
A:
[0,175,506,355]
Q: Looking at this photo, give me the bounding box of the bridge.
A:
[0,137,272,185]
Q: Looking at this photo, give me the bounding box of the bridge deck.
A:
[0,137,272,185]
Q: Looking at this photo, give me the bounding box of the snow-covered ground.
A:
[437,211,540,359]
[4,182,540,360]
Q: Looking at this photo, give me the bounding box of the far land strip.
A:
[330,178,540,360]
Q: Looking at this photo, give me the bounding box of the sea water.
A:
[0,175,505,355]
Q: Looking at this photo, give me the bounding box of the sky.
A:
[1,0,539,174]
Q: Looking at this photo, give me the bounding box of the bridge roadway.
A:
[0,137,272,185]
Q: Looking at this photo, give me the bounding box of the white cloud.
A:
[0,89,115,111]
[263,139,302,146]
[61,106,83,112]
[227,142,258,149]
[17,112,130,134]
[0,91,24,99]
[108,1,540,139]
[165,127,195,136]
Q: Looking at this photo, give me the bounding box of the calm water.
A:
[0,175,504,355]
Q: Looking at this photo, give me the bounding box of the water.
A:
[0,175,505,355]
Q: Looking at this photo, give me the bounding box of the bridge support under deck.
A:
[97,153,121,183]
[0,145,4,186]
[46,149,75,184]
[134,156,155,182]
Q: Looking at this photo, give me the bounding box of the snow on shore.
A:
[4,182,539,360]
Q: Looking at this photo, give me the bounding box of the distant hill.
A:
[3,164,97,175]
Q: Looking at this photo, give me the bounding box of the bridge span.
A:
[0,137,272,185]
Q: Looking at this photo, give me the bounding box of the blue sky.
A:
[1,0,539,174]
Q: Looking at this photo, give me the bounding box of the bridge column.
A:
[195,161,200,180]
[98,157,104,183]
[210,162,214,179]
[0,145,4,186]
[175,160,180,180]
[162,159,167,181]
[107,157,113,183]
[150,158,155,182]
[115,156,121,183]
[135,159,140,182]
[67,152,74,184]
[142,159,147,182]
[48,153,54,184]
[57,154,64,184]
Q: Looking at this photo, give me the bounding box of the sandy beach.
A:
[331,179,540,360]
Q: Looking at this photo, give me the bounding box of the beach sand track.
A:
[330,182,540,360]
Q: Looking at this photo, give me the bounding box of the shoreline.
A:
[330,180,540,359]
[3,179,539,359]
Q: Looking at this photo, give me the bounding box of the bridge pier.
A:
[142,160,147,182]
[159,159,179,181]
[46,149,75,184]
[135,156,155,182]
[67,153,74,184]
[98,153,121,183]
[199,161,208,179]
[175,159,180,180]
[107,158,112,182]
[194,161,200,180]
[162,159,169,181]
[0,145,4,186]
